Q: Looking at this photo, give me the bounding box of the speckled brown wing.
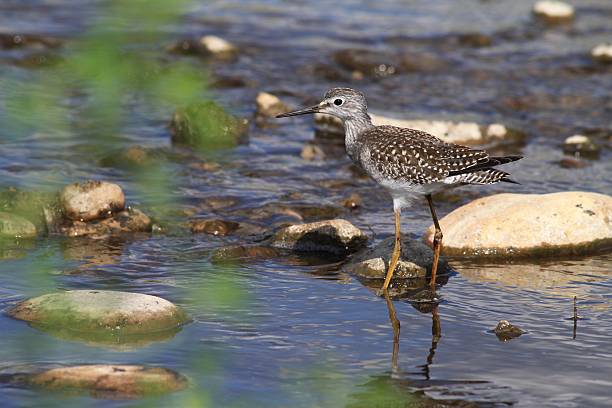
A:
[360,126,489,184]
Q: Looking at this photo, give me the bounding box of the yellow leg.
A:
[382,210,401,291]
[426,194,443,291]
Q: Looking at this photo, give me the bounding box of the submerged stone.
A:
[424,192,612,257]
[8,290,188,345]
[167,35,237,60]
[0,212,37,238]
[170,101,248,150]
[29,365,188,398]
[190,219,240,236]
[211,245,280,263]
[271,219,367,255]
[60,181,125,222]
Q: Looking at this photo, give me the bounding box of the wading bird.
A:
[277,88,522,292]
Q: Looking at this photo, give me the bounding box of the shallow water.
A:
[0,0,611,407]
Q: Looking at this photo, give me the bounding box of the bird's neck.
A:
[343,112,373,160]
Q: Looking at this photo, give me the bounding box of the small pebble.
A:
[591,43,612,64]
[256,92,289,118]
[199,35,237,56]
[494,319,525,341]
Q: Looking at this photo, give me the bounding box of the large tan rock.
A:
[271,219,367,254]
[8,290,189,341]
[424,192,612,256]
[29,365,188,398]
[60,181,125,221]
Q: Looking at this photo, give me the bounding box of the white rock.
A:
[564,134,589,145]
[199,35,236,55]
[591,43,612,63]
[533,1,575,20]
[486,123,508,139]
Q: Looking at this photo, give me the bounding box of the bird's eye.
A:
[334,98,343,106]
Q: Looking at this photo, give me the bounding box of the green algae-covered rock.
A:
[170,101,248,150]
[8,290,189,346]
[0,211,37,238]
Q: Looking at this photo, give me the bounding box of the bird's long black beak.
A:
[276,105,320,118]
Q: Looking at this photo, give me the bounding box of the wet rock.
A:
[8,290,188,337]
[13,52,62,68]
[60,208,152,237]
[341,193,363,210]
[314,113,524,145]
[301,144,326,161]
[424,192,612,257]
[562,134,600,159]
[190,219,240,236]
[271,219,367,255]
[211,245,280,263]
[168,35,237,60]
[255,92,289,118]
[28,365,188,398]
[494,320,525,341]
[170,101,248,149]
[591,43,612,64]
[455,32,493,48]
[0,33,62,49]
[343,235,447,279]
[0,212,37,238]
[60,181,125,222]
[532,1,575,23]
[559,157,588,169]
[332,49,446,77]
[333,49,400,78]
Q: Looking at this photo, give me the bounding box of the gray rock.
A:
[8,290,188,337]
[28,365,188,398]
[424,192,612,257]
[60,181,125,221]
[271,219,367,255]
[494,320,525,341]
[0,212,37,238]
[343,235,446,279]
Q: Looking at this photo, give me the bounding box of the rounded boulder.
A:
[424,192,612,257]
[60,181,125,221]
